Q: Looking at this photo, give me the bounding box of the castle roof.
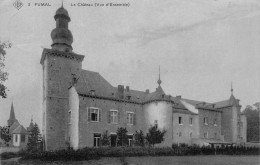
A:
[74,70,230,113]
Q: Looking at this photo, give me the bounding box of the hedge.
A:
[1,145,257,161]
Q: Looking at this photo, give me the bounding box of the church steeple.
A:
[51,3,73,52]
[7,102,17,127]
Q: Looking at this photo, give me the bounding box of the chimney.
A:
[146,89,149,94]
[118,85,124,99]
[176,95,181,99]
[126,86,130,92]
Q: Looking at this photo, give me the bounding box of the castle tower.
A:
[40,5,84,151]
[7,102,18,127]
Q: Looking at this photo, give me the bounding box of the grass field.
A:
[1,155,260,165]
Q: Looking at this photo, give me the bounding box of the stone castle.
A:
[41,6,247,151]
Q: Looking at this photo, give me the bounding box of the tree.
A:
[100,130,110,146]
[27,123,41,152]
[146,125,166,147]
[0,126,11,145]
[116,127,128,146]
[133,130,145,147]
[243,104,260,142]
[0,41,12,98]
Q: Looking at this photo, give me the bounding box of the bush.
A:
[20,145,260,161]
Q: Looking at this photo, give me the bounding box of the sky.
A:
[0,0,259,130]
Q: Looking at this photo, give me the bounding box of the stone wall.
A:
[42,49,83,151]
[198,109,222,141]
[172,111,199,145]
[220,107,233,142]
[78,96,143,148]
[142,101,174,146]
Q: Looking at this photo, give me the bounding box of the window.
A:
[204,117,208,125]
[178,117,182,125]
[127,112,135,125]
[204,132,208,138]
[128,135,133,147]
[190,132,192,138]
[15,134,18,142]
[21,135,25,142]
[88,107,101,122]
[68,111,71,124]
[110,134,117,147]
[179,132,182,137]
[109,110,119,124]
[189,118,193,125]
[214,119,217,126]
[154,120,158,128]
[214,133,217,139]
[93,133,101,147]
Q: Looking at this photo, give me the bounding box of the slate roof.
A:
[74,69,237,113]
[9,121,20,134]
[214,100,231,108]
[8,103,17,122]
[12,125,28,134]
[75,70,115,97]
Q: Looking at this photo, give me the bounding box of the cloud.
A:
[115,0,260,46]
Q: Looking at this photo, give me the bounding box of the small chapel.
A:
[40,6,247,151]
[0,103,34,150]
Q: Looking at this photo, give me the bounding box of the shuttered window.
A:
[127,112,135,125]
[88,107,101,122]
[108,110,119,124]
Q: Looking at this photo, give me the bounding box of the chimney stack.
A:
[118,85,124,99]
[146,89,149,94]
[126,86,130,92]
[176,95,181,99]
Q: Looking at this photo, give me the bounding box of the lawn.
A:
[1,155,260,165]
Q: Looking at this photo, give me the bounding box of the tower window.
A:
[179,132,182,137]
[68,111,72,124]
[204,117,208,125]
[178,117,182,125]
[214,119,217,126]
[204,132,208,139]
[189,118,193,125]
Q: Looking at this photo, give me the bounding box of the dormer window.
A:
[127,96,131,100]
[90,90,95,95]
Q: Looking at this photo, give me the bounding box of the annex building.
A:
[41,6,247,151]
